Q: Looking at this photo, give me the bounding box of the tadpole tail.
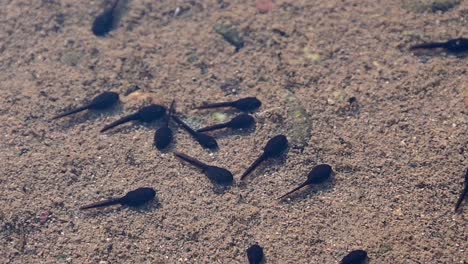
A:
[80,198,122,210]
[110,0,128,28]
[240,155,266,180]
[100,114,136,133]
[410,42,446,50]
[196,101,233,109]
[197,123,227,133]
[165,100,176,126]
[455,169,468,212]
[111,0,120,10]
[454,187,467,212]
[52,105,88,120]
[174,152,207,170]
[171,115,196,135]
[278,181,309,200]
[168,100,176,114]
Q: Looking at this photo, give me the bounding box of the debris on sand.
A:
[256,0,273,13]
[215,24,245,52]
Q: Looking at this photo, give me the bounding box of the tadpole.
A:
[410,37,468,54]
[100,104,166,132]
[340,249,368,264]
[80,187,156,210]
[197,114,255,133]
[174,152,233,186]
[279,164,333,199]
[154,100,175,150]
[171,115,218,150]
[196,97,261,112]
[92,0,127,37]
[455,168,468,213]
[53,91,119,120]
[240,135,288,180]
[246,244,264,264]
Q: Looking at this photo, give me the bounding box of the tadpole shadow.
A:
[127,199,161,213]
[207,123,256,140]
[100,118,165,135]
[80,205,122,217]
[140,119,166,130]
[212,183,234,194]
[411,49,468,61]
[454,52,468,58]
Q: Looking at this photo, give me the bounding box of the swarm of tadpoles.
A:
[53,89,467,263]
[44,5,468,261]
[52,91,338,202]
[51,5,468,261]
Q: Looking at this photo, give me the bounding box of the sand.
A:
[0,0,467,263]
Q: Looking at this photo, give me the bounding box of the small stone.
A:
[212,112,227,122]
[187,52,198,64]
[256,0,273,13]
[303,47,321,62]
[394,208,403,217]
[124,85,140,96]
[61,51,82,66]
[214,24,244,52]
[39,211,49,224]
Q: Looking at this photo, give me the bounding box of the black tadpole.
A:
[80,187,156,210]
[340,249,368,264]
[197,114,255,133]
[174,152,233,186]
[246,244,264,264]
[100,104,166,133]
[410,37,468,53]
[240,135,288,180]
[154,100,175,150]
[92,0,127,37]
[196,97,262,112]
[279,164,333,199]
[53,91,119,120]
[455,168,468,213]
[171,115,218,150]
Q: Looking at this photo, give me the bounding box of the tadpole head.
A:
[205,166,234,186]
[137,104,167,122]
[89,91,120,110]
[307,164,333,184]
[121,187,156,207]
[154,126,173,150]
[195,133,219,150]
[341,249,368,264]
[235,97,262,112]
[445,38,468,53]
[246,244,264,264]
[229,114,255,129]
[263,134,288,158]
[92,9,115,37]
